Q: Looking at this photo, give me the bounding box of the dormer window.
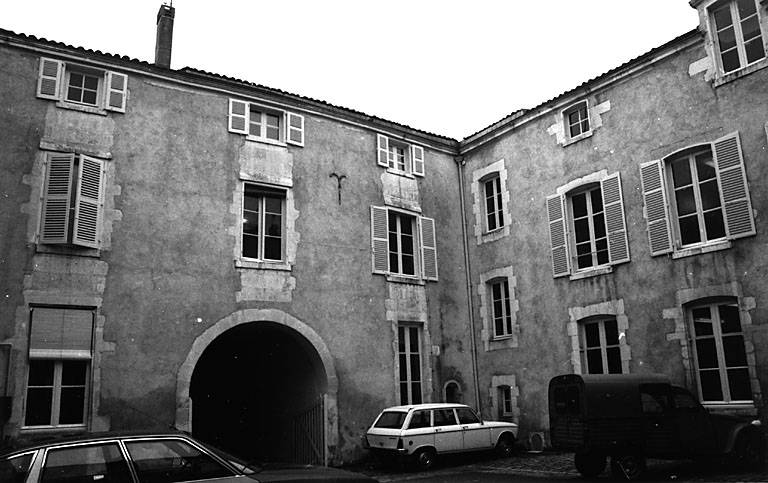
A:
[228,99,304,147]
[563,101,591,142]
[376,134,425,177]
[36,57,128,113]
[65,70,100,106]
[711,0,765,74]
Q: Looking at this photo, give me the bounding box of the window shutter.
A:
[371,206,389,273]
[37,57,63,100]
[286,112,305,146]
[546,194,570,277]
[713,132,755,239]
[29,308,93,359]
[40,153,75,244]
[640,160,673,256]
[601,173,630,265]
[73,155,105,249]
[377,134,389,167]
[105,71,128,112]
[228,99,249,135]
[411,145,425,176]
[419,216,438,281]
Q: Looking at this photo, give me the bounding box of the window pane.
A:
[741,15,761,41]
[727,368,752,400]
[584,323,600,348]
[42,443,132,483]
[495,316,504,337]
[408,327,419,350]
[586,349,603,374]
[401,233,414,255]
[699,180,721,211]
[243,189,260,212]
[28,361,55,386]
[696,339,719,369]
[410,355,420,380]
[61,361,88,386]
[719,304,742,333]
[408,410,431,429]
[692,307,713,335]
[264,196,282,214]
[593,213,606,238]
[83,75,98,90]
[700,369,724,401]
[263,237,281,260]
[266,126,280,140]
[679,215,701,245]
[59,387,85,425]
[675,187,697,216]
[718,25,738,50]
[401,254,414,275]
[723,335,748,366]
[82,90,98,105]
[397,327,405,351]
[737,0,757,18]
[604,320,619,345]
[671,159,692,188]
[571,193,587,218]
[0,453,34,483]
[574,218,590,243]
[400,384,408,405]
[125,439,233,483]
[242,214,259,236]
[25,388,53,426]
[607,347,622,374]
[242,234,259,258]
[264,214,281,236]
[745,37,766,63]
[695,153,716,181]
[596,241,609,265]
[704,210,726,240]
[721,48,741,72]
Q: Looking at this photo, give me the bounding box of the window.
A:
[484,175,505,232]
[563,101,590,139]
[36,58,127,113]
[710,0,766,74]
[433,409,457,427]
[376,134,425,176]
[124,439,234,483]
[242,184,285,262]
[640,132,755,257]
[0,453,34,483]
[490,279,513,338]
[408,410,431,429]
[398,325,422,405]
[370,206,438,281]
[579,318,622,375]
[499,386,513,417]
[689,300,752,403]
[25,360,89,427]
[41,443,132,483]
[456,407,481,424]
[547,172,629,278]
[228,99,304,147]
[39,153,106,250]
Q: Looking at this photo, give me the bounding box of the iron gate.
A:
[286,394,326,465]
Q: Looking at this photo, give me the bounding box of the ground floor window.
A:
[398,325,422,405]
[25,360,89,427]
[689,300,751,403]
[499,386,513,418]
[579,317,622,374]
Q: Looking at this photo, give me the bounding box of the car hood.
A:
[254,462,376,481]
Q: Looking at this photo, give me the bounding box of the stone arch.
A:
[175,308,338,451]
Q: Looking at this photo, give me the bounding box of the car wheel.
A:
[610,454,646,480]
[734,432,767,469]
[413,447,436,471]
[574,451,606,478]
[495,435,516,458]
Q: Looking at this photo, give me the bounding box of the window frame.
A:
[687,299,753,405]
[398,324,423,405]
[482,174,505,233]
[64,67,102,107]
[562,100,592,143]
[490,278,513,339]
[240,182,287,264]
[23,360,90,429]
[387,209,418,278]
[499,386,513,417]
[578,317,623,375]
[708,0,767,76]
[248,105,284,145]
[566,184,610,272]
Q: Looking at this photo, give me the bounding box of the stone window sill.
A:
[562,130,593,147]
[385,168,415,179]
[713,58,768,88]
[56,101,108,116]
[486,335,518,351]
[235,259,292,271]
[385,274,425,285]
[480,225,510,244]
[671,240,731,259]
[36,244,101,258]
[569,265,612,281]
[245,135,287,148]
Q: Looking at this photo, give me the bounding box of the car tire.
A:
[733,432,767,470]
[495,435,516,458]
[413,447,436,471]
[610,454,646,480]
[574,451,606,478]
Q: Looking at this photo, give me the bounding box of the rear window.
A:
[0,453,34,483]
[553,385,580,415]
[374,411,408,429]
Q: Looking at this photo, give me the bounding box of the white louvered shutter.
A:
[40,153,75,244]
[105,71,128,112]
[371,206,389,273]
[601,173,630,265]
[713,132,755,239]
[377,134,389,167]
[37,58,63,100]
[228,99,249,134]
[640,160,673,256]
[419,216,438,281]
[73,156,105,249]
[286,112,305,146]
[411,145,425,176]
[546,194,570,277]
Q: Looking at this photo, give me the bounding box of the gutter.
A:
[455,156,481,412]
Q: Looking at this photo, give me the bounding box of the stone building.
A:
[0,0,766,465]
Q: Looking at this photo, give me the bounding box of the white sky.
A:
[1,1,698,139]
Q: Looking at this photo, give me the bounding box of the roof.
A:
[0,430,192,457]
[380,403,471,412]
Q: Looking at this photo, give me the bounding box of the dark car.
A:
[549,373,766,480]
[0,431,376,482]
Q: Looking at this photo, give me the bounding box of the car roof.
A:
[380,403,471,412]
[0,430,193,457]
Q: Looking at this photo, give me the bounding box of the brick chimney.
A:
[154,4,175,68]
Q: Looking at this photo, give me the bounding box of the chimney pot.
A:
[155,4,175,68]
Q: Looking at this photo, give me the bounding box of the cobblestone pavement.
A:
[351,450,768,482]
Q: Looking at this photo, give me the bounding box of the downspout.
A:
[455,155,481,412]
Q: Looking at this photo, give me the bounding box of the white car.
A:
[363,403,518,470]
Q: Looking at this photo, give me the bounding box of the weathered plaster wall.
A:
[461,40,768,439]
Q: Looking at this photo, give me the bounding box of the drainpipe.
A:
[455,156,481,412]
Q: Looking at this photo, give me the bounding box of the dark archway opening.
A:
[190,321,327,463]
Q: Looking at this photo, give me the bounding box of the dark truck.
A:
[549,373,765,479]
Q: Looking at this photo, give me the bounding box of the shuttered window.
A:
[641,132,754,256]
[40,153,105,249]
[546,172,629,278]
[375,134,425,177]
[370,206,438,281]
[36,57,127,113]
[227,99,304,147]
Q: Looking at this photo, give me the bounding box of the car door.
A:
[432,408,463,453]
[639,383,676,456]
[455,407,492,450]
[404,409,435,453]
[672,387,717,455]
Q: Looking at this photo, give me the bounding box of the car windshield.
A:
[374,411,408,429]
